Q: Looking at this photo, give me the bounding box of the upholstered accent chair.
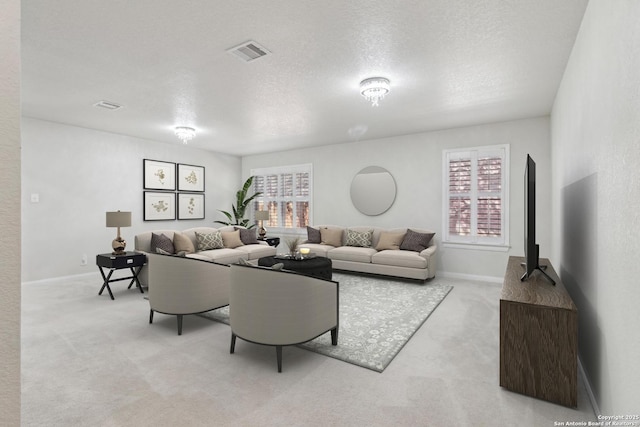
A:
[147,253,230,335]
[229,264,339,372]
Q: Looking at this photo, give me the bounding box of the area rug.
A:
[199,273,452,372]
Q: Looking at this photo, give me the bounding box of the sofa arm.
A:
[419,244,437,278]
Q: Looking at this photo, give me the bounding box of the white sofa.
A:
[134,226,276,286]
[300,226,437,281]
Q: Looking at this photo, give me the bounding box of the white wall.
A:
[243,116,552,280]
[0,0,21,424]
[551,0,640,415]
[21,118,241,282]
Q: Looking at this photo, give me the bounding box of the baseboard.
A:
[438,271,503,284]
[22,271,99,285]
[578,355,600,418]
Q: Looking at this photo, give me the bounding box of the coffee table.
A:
[258,255,332,281]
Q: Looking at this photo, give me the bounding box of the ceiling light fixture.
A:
[174,126,196,144]
[360,77,390,107]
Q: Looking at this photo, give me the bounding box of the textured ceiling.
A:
[21,0,588,156]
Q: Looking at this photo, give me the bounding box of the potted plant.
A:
[215,176,262,228]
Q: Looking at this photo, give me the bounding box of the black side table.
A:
[259,237,280,247]
[96,252,146,300]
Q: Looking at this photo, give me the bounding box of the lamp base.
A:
[258,226,267,239]
[112,237,126,255]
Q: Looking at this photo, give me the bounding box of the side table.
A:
[259,237,280,247]
[96,252,146,300]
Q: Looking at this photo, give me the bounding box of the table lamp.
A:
[106,210,131,255]
[255,210,269,239]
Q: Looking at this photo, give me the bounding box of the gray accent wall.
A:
[551,0,640,415]
[1,0,21,424]
[242,116,552,280]
[21,118,241,282]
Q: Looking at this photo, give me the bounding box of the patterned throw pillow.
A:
[235,227,259,245]
[307,226,321,243]
[399,229,435,252]
[195,231,224,251]
[151,233,175,255]
[345,229,374,247]
[222,230,244,249]
[173,232,195,254]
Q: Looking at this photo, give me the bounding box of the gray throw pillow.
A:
[235,227,259,245]
[307,226,321,243]
[400,229,435,252]
[151,233,175,255]
[271,263,284,270]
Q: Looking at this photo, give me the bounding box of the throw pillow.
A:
[271,263,284,270]
[156,247,173,255]
[221,230,244,249]
[235,227,259,245]
[173,232,195,254]
[306,226,321,243]
[151,233,175,255]
[375,232,406,251]
[400,229,435,252]
[195,231,224,251]
[320,227,343,247]
[237,258,252,266]
[345,229,373,247]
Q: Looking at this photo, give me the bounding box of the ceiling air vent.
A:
[227,41,270,62]
[93,100,122,110]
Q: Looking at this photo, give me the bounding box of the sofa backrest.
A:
[310,225,436,248]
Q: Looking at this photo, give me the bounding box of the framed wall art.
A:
[143,191,176,221]
[143,159,176,191]
[178,193,205,220]
[177,163,205,192]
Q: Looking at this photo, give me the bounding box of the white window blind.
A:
[251,164,312,231]
[443,145,509,247]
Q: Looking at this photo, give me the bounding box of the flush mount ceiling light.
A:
[174,126,196,144]
[360,77,391,107]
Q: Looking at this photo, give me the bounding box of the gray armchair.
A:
[229,264,339,372]
[147,253,230,335]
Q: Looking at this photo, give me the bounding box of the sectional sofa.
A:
[300,225,437,281]
[134,226,276,287]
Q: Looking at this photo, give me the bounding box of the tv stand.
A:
[501,256,577,407]
[520,262,556,285]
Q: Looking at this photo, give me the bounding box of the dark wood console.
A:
[500,256,578,407]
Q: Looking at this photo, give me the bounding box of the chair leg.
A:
[177,315,183,335]
[149,309,154,324]
[331,327,338,346]
[276,346,282,373]
[230,333,236,354]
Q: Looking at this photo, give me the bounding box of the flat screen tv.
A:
[521,154,555,285]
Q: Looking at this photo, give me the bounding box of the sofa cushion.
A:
[307,226,321,243]
[195,231,224,251]
[235,227,259,245]
[198,248,247,264]
[400,229,435,252]
[328,246,377,263]
[235,244,277,260]
[320,227,343,247]
[151,233,175,254]
[222,230,244,248]
[375,231,405,251]
[173,232,195,254]
[372,250,428,269]
[345,229,373,247]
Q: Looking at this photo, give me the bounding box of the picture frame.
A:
[177,163,205,192]
[143,191,176,221]
[143,159,176,191]
[178,193,205,220]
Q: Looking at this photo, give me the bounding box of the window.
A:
[443,145,509,248]
[251,164,312,232]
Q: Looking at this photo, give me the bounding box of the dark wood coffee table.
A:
[258,255,332,281]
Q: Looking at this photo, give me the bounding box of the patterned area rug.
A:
[199,273,452,372]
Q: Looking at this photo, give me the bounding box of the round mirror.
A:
[350,166,396,216]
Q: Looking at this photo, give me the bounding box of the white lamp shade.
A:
[106,211,131,228]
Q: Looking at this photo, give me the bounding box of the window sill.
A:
[442,242,511,252]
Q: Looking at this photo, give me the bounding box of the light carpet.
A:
[200,272,452,372]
